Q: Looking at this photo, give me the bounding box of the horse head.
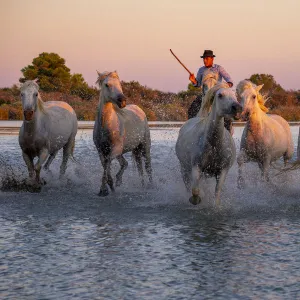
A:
[20,80,42,122]
[96,71,126,108]
[236,80,265,121]
[215,88,242,120]
[202,69,219,95]
[199,83,242,120]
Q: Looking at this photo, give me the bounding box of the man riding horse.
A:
[188,50,234,132]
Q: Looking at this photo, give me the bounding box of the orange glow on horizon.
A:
[0,0,300,92]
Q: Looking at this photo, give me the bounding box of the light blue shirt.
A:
[194,64,233,87]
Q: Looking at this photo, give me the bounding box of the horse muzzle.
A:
[240,111,250,121]
[119,99,126,108]
[231,103,243,120]
[117,95,126,108]
[24,110,34,121]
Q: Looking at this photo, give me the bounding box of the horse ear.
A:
[96,70,107,86]
[33,78,40,85]
[256,84,263,92]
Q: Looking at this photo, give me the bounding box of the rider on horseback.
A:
[188,50,234,132]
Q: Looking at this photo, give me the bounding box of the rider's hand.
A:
[227,82,233,88]
[189,74,197,85]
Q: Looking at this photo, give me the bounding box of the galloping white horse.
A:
[176,83,242,206]
[93,71,152,196]
[19,80,78,187]
[236,80,293,187]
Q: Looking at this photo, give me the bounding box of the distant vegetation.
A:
[0,52,300,121]
[19,52,98,100]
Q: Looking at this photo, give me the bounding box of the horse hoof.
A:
[27,184,42,193]
[116,179,122,187]
[98,189,109,197]
[189,195,201,205]
[146,181,154,189]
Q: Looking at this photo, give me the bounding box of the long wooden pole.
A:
[169,49,193,75]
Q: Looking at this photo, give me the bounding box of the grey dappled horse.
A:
[19,80,78,188]
[93,71,152,196]
[176,83,242,206]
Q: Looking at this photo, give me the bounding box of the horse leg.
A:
[35,148,49,185]
[237,149,247,189]
[98,154,113,196]
[188,95,202,119]
[43,151,58,172]
[106,163,114,192]
[143,139,153,184]
[22,151,35,184]
[180,164,191,191]
[283,152,291,167]
[215,169,229,207]
[261,156,271,182]
[116,155,128,187]
[59,138,75,178]
[189,165,202,205]
[133,146,144,187]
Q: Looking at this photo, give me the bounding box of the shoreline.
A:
[0,120,299,135]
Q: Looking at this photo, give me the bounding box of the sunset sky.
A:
[1,0,299,92]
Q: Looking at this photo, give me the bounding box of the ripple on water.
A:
[0,128,300,299]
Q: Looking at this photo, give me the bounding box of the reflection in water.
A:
[1,128,300,299]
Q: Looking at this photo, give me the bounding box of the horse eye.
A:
[218,93,223,98]
[105,83,109,88]
[252,95,256,99]
[21,93,24,97]
[34,93,38,97]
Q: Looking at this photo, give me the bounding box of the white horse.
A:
[93,71,152,196]
[236,80,294,187]
[19,80,78,187]
[176,83,242,206]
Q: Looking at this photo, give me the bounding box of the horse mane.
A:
[95,71,119,87]
[198,82,229,119]
[236,80,269,113]
[20,80,46,114]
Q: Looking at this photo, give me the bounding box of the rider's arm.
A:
[218,65,233,87]
[190,68,204,87]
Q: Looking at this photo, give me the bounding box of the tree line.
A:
[0,52,299,121]
[20,52,97,100]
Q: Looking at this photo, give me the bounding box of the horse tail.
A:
[131,144,142,169]
[131,122,152,183]
[142,122,152,182]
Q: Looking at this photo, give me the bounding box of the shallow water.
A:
[1,127,300,299]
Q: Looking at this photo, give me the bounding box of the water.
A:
[1,127,300,299]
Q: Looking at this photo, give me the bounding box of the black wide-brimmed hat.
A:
[200,50,216,58]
